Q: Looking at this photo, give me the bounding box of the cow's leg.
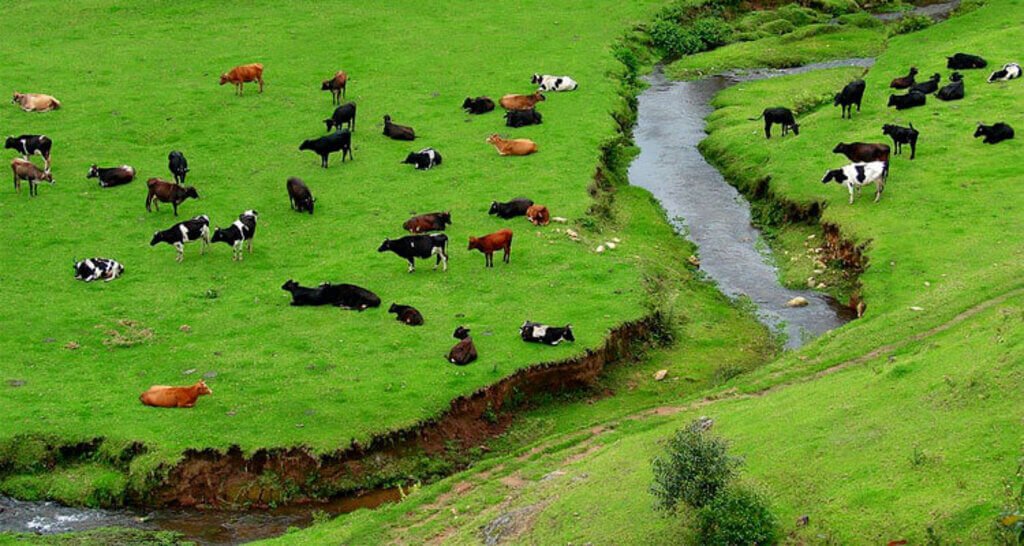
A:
[247,238,253,254]
[504,245,511,264]
[848,184,855,205]
[172,202,179,216]
[909,141,916,160]
[875,179,885,203]
[407,258,415,273]
[258,76,264,94]
[13,174,18,194]
[175,243,184,263]
[764,121,771,139]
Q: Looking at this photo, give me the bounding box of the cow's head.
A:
[488,202,499,215]
[531,74,542,84]
[973,124,990,138]
[11,92,22,104]
[109,262,124,278]
[440,211,452,226]
[453,326,470,340]
[384,114,392,123]
[822,169,847,184]
[184,187,200,199]
[467,236,479,251]
[86,165,100,179]
[149,231,165,246]
[377,239,392,252]
[533,91,546,102]
[950,72,963,82]
[788,122,800,136]
[887,95,899,107]
[908,67,918,76]
[301,138,315,151]
[196,380,213,395]
[320,80,333,91]
[562,325,576,343]
[402,152,418,165]
[241,210,258,220]
[218,74,229,85]
[388,303,399,313]
[211,228,228,244]
[833,93,842,106]
[486,134,501,145]
[281,279,298,292]
[831,143,849,154]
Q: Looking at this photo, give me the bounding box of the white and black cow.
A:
[531,74,578,92]
[520,321,575,345]
[821,161,888,204]
[5,134,52,170]
[988,62,1022,83]
[211,210,258,260]
[87,164,136,188]
[150,215,211,262]
[73,257,124,283]
[402,147,442,170]
[377,234,448,273]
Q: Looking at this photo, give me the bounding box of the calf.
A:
[325,102,356,132]
[168,151,189,185]
[139,380,212,408]
[910,73,941,95]
[150,215,211,262]
[832,142,890,164]
[318,282,381,310]
[300,129,352,167]
[526,204,550,226]
[974,122,1014,144]
[73,257,124,282]
[383,115,415,141]
[219,63,264,95]
[5,134,52,169]
[321,70,348,104]
[11,92,61,112]
[468,228,513,268]
[402,147,442,170]
[388,303,424,326]
[821,161,888,204]
[463,96,495,114]
[11,158,53,196]
[489,198,534,219]
[988,62,1022,83]
[833,79,866,119]
[531,74,578,92]
[887,90,926,110]
[87,164,135,188]
[487,134,537,156]
[882,123,919,159]
[145,178,199,216]
[890,67,918,89]
[750,108,799,138]
[378,234,449,272]
[520,321,575,346]
[505,109,542,128]
[286,177,315,214]
[447,326,477,365]
[211,210,258,260]
[403,211,451,233]
[947,53,987,69]
[936,73,965,101]
[500,91,546,111]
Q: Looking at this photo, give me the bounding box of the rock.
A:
[909,306,924,312]
[786,296,809,308]
[596,245,605,253]
[65,341,80,350]
[694,416,714,431]
[924,281,931,287]
[687,255,701,268]
[816,282,827,289]
[565,229,579,240]
[551,216,568,223]
[806,234,816,240]
[42,337,56,344]
[203,371,218,379]
[612,237,621,243]
[179,324,192,333]
[605,241,617,249]
[7,380,26,388]
[182,368,196,375]
[654,369,668,381]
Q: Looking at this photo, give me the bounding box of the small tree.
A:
[650,419,741,511]
[695,485,779,545]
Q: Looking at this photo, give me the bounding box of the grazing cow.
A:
[139,380,212,408]
[402,147,442,170]
[403,211,451,233]
[73,257,124,282]
[821,161,888,204]
[531,74,579,92]
[87,164,135,188]
[168,151,189,185]
[325,102,356,132]
[499,91,545,111]
[489,198,534,219]
[150,215,210,262]
[947,53,987,69]
[936,73,965,101]
[887,90,927,110]
[486,134,537,156]
[447,326,477,365]
[520,321,575,346]
[882,123,919,159]
[987,62,1022,83]
[145,178,199,216]
[468,228,513,268]
[377,234,449,273]
[504,109,543,128]
[833,79,866,119]
[890,67,918,89]
[211,210,258,260]
[749,108,799,139]
[219,63,264,95]
[383,115,415,141]
[832,142,891,164]
[11,92,61,112]
[319,282,381,310]
[910,73,941,95]
[286,177,315,214]
[5,134,52,169]
[321,70,348,104]
[11,158,53,196]
[526,204,550,226]
[300,129,352,167]
[974,122,1014,144]
[462,96,495,114]
[388,303,424,326]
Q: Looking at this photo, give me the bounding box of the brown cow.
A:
[447,326,477,365]
[139,380,212,408]
[499,91,545,111]
[526,205,550,226]
[832,142,891,163]
[890,67,918,89]
[12,92,61,112]
[468,228,513,268]
[321,71,348,104]
[11,158,53,196]
[219,63,264,95]
[487,134,537,156]
[403,211,451,233]
[146,178,199,216]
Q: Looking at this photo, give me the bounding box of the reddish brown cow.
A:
[487,134,537,156]
[139,380,212,408]
[403,211,451,233]
[321,71,348,104]
[146,178,199,216]
[499,91,545,111]
[468,228,513,268]
[526,205,550,226]
[11,158,53,196]
[220,63,264,95]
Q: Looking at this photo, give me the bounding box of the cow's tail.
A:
[882,161,890,179]
[748,113,764,121]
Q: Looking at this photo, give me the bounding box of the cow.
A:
[489,198,534,219]
[833,79,866,119]
[11,92,61,112]
[531,74,579,92]
[974,122,1014,144]
[318,282,381,310]
[5,135,52,169]
[73,257,124,282]
[832,142,891,164]
[403,211,451,233]
[505,109,542,128]
[468,229,513,268]
[11,158,53,196]
[520,321,575,346]
[500,91,545,111]
[882,123,919,159]
[402,148,442,170]
[139,380,212,408]
[281,280,331,306]
[388,303,424,326]
[168,151,189,185]
[526,204,550,226]
[936,73,965,101]
[145,178,199,216]
[890,67,918,89]
[749,108,799,139]
[947,53,987,69]
[377,234,449,273]
[87,164,135,188]
[286,177,315,214]
[300,129,352,167]
[321,70,348,104]
[211,210,258,261]
[821,161,888,204]
[486,134,537,156]
[150,215,211,262]
[383,115,415,141]
[988,62,1022,83]
[910,73,941,95]
[447,326,477,365]
[219,63,264,95]
[887,90,926,110]
[325,102,356,132]
[462,96,495,114]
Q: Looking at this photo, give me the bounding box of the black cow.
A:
[73,257,124,283]
[520,321,575,346]
[936,73,965,101]
[319,282,381,310]
[286,177,315,214]
[882,123,919,159]
[383,115,415,140]
[87,164,135,188]
[150,215,210,262]
[750,108,799,138]
[402,148,442,170]
[5,134,52,169]
[388,303,424,326]
[325,102,356,132]
[974,122,1014,144]
[447,326,477,365]
[910,73,941,95]
[462,96,495,114]
[887,90,926,110]
[947,53,987,69]
[833,80,866,119]
[505,109,543,128]
[300,129,352,168]
[211,210,258,261]
[281,280,330,306]
[168,151,189,185]
[377,234,449,273]
[488,198,534,219]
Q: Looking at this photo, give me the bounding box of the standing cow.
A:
[219,63,264,95]
[5,135,52,170]
[377,234,449,273]
[211,210,259,260]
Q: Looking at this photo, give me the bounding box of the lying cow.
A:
[833,79,865,119]
[211,210,258,260]
[988,62,1022,83]
[832,142,890,164]
[12,92,61,112]
[5,134,52,169]
[531,74,578,92]
[150,215,210,262]
[505,109,542,128]
[168,151,189,185]
[910,73,941,95]
[325,102,356,132]
[526,204,550,226]
[821,161,888,204]
[403,211,451,233]
[11,158,53,196]
[219,63,264,95]
[287,177,315,214]
[487,134,537,156]
[489,198,534,219]
[447,326,477,365]
[300,129,352,167]
[936,73,965,101]
[500,91,545,111]
[403,147,442,170]
[468,228,513,268]
[947,53,986,69]
[145,178,199,216]
[974,122,1014,144]
[139,380,211,408]
[388,303,424,326]
[383,115,415,140]
[281,280,380,310]
[74,257,124,282]
[882,123,919,159]
[377,234,449,273]
[87,164,135,188]
[463,96,495,114]
[520,321,575,346]
[890,67,918,89]
[750,108,799,138]
[887,90,926,110]
[321,70,348,104]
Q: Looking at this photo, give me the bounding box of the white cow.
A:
[821,161,888,204]
[987,62,1022,83]
[531,74,578,92]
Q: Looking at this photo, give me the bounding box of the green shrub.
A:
[650,20,703,57]
[762,19,797,35]
[774,3,826,25]
[888,14,933,36]
[690,17,733,48]
[650,419,741,511]
[804,0,861,14]
[781,23,841,42]
[837,11,884,28]
[695,485,779,546]
[733,30,771,42]
[954,0,987,15]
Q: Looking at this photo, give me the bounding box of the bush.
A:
[650,20,703,57]
[837,11,884,28]
[888,14,933,35]
[804,0,861,14]
[696,486,779,546]
[690,17,733,48]
[774,3,826,25]
[733,30,771,42]
[780,23,841,42]
[762,19,797,35]
[650,419,741,511]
